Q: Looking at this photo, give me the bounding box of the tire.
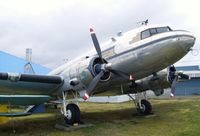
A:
[64,104,80,125]
[136,99,152,115]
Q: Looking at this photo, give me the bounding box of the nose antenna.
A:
[142,19,148,25]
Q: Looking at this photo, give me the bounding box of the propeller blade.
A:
[90,28,104,62]
[178,72,190,79]
[83,71,104,100]
[110,69,133,81]
[170,75,178,97]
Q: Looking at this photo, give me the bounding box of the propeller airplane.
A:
[0,24,195,125]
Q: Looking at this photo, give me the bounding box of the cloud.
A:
[0,0,199,69]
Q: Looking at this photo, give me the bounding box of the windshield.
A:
[141,26,172,39]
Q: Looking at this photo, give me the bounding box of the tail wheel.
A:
[64,104,80,125]
[136,99,152,115]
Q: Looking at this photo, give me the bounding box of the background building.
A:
[0,51,50,74]
[175,65,200,95]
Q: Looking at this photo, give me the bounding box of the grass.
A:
[0,96,200,136]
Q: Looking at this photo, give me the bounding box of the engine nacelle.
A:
[78,57,111,84]
[62,56,111,93]
[153,89,164,96]
[127,71,171,96]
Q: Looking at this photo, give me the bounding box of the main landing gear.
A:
[128,92,152,115]
[136,99,152,115]
[61,91,81,125]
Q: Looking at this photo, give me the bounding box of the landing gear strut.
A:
[61,91,81,125]
[128,92,152,115]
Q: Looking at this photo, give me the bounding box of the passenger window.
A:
[150,28,157,35]
[141,30,151,39]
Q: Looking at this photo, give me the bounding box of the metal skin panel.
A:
[90,34,194,94]
[94,70,170,96]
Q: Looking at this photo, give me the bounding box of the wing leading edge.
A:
[0,72,63,95]
[0,73,62,83]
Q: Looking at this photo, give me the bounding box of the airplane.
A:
[0,23,195,125]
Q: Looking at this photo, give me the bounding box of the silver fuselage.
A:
[49,25,195,95]
[0,24,195,95]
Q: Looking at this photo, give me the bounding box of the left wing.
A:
[0,72,63,95]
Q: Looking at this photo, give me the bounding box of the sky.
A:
[0,0,199,69]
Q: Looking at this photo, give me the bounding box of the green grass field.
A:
[0,96,200,136]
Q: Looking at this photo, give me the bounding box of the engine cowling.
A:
[126,65,190,97]
[127,71,171,96]
[88,57,111,82]
[65,57,111,93]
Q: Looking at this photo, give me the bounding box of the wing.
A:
[0,72,63,95]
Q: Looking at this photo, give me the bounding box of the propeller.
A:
[177,72,190,79]
[90,28,104,63]
[110,69,132,81]
[82,28,132,100]
[168,65,190,97]
[86,71,104,95]
[170,75,178,97]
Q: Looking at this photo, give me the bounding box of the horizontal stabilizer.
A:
[0,112,31,117]
[0,95,51,105]
[0,104,45,117]
[26,104,45,114]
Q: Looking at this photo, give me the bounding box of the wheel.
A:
[136,99,152,115]
[64,104,80,125]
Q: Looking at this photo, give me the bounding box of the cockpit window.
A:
[141,30,151,39]
[141,26,172,39]
[156,27,171,33]
[150,28,157,35]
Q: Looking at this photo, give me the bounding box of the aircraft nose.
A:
[178,33,196,52]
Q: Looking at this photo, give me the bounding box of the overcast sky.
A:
[0,0,199,69]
